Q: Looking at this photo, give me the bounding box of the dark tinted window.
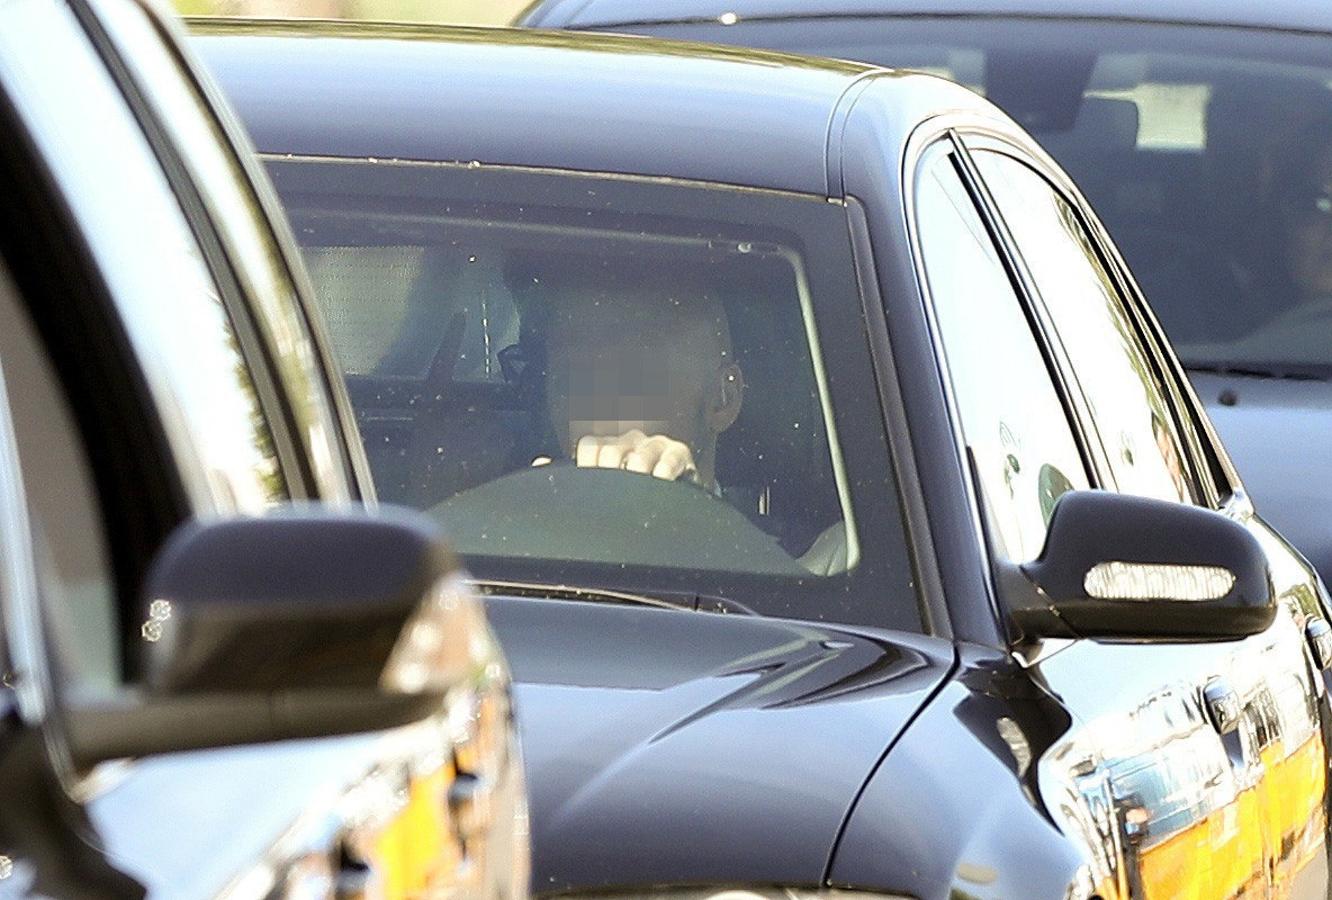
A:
[268,159,917,629]
[626,17,1332,373]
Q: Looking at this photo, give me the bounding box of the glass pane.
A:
[0,0,285,516]
[632,18,1332,368]
[976,152,1194,504]
[273,160,886,610]
[915,150,1089,562]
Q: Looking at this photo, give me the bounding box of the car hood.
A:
[1193,371,1332,581]
[483,595,953,892]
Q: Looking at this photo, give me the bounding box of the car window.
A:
[266,157,918,628]
[0,0,285,517]
[974,151,1196,506]
[913,147,1090,563]
[0,0,288,692]
[633,17,1332,373]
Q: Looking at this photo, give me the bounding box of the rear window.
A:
[268,158,917,628]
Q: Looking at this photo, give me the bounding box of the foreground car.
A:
[200,21,1332,899]
[0,1,524,897]
[516,0,1332,593]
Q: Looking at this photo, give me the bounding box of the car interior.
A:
[287,205,849,575]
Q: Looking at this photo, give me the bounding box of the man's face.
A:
[1284,147,1332,297]
[543,300,710,456]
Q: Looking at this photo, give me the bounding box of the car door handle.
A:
[1306,617,1332,671]
[1204,677,1242,735]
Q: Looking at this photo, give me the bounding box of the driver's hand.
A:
[575,429,699,484]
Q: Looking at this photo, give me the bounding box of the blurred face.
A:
[543,291,718,457]
[1283,145,1332,298]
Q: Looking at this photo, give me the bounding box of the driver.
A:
[537,265,745,494]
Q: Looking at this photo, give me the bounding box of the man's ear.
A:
[706,363,744,433]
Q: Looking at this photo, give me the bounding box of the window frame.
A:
[960,129,1226,510]
[906,129,1100,559]
[72,0,367,504]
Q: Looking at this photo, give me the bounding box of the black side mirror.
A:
[1001,491,1275,641]
[66,507,498,765]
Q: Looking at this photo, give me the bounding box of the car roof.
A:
[519,0,1331,35]
[190,21,942,197]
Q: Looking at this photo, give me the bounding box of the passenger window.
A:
[914,149,1090,563]
[974,151,1195,505]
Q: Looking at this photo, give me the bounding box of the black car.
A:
[199,21,1332,899]
[515,0,1332,600]
[0,1,525,897]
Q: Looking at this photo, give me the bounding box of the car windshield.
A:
[626,16,1332,375]
[267,159,917,628]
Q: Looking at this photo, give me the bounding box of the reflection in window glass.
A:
[0,0,285,516]
[915,151,1089,562]
[277,161,863,592]
[976,152,1193,505]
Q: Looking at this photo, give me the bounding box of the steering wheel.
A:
[429,463,808,576]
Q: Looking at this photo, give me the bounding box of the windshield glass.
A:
[630,17,1332,374]
[267,159,917,628]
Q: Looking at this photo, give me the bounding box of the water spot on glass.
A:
[468,160,482,169]
[436,447,444,455]
[468,255,477,263]
[1,671,17,690]
[737,241,753,253]
[141,600,171,642]
[793,421,801,429]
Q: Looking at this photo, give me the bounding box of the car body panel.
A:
[483,596,953,890]
[1192,372,1332,586]
[194,21,870,198]
[520,0,1332,34]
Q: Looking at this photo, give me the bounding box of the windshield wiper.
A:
[469,579,756,615]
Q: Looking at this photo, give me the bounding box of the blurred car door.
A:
[0,0,526,896]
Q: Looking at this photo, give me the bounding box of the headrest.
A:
[1048,96,1141,153]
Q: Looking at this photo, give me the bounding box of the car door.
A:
[968,132,1330,898]
[911,126,1328,898]
[971,140,1332,899]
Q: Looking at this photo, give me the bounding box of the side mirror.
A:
[1000,491,1274,641]
[66,507,496,765]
